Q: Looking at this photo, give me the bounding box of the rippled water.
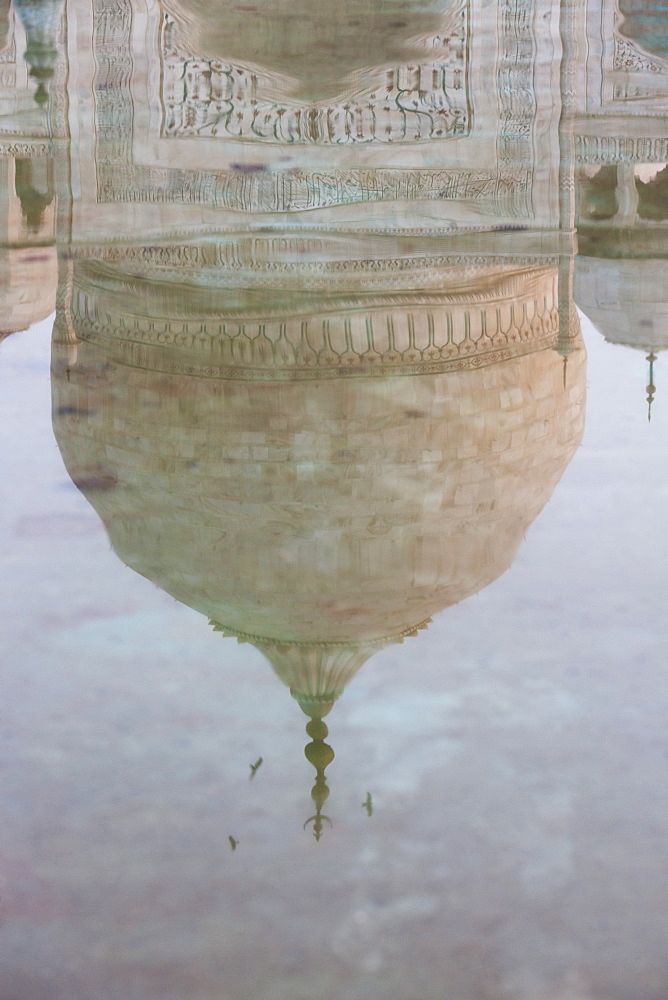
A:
[0,1,667,998]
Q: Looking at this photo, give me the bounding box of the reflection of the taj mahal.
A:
[0,0,666,835]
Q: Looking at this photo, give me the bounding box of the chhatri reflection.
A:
[575,163,668,421]
[0,156,56,342]
[52,257,586,835]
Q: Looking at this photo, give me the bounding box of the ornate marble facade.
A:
[0,0,663,230]
[57,0,560,236]
[160,2,471,145]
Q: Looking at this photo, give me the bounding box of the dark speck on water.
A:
[55,406,94,417]
[72,475,118,492]
[230,163,268,172]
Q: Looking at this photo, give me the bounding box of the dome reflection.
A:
[52,260,585,833]
[52,263,586,715]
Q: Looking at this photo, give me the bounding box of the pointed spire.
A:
[33,80,49,106]
[302,718,335,841]
[646,351,657,423]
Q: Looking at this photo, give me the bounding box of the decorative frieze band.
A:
[0,140,53,156]
[96,161,531,213]
[575,134,668,164]
[209,619,432,648]
[70,245,556,287]
[68,284,561,380]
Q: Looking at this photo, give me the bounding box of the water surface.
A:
[0,0,667,997]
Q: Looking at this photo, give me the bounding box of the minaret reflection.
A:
[52,253,586,835]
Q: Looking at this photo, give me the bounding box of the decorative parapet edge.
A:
[69,293,560,380]
[0,139,54,156]
[209,618,432,647]
[71,333,559,380]
[67,260,561,379]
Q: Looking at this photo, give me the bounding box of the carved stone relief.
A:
[161,5,471,145]
[583,0,668,113]
[613,37,667,77]
[575,135,668,165]
[66,260,563,380]
[91,0,539,218]
[611,20,668,103]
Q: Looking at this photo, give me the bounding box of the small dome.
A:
[574,255,668,352]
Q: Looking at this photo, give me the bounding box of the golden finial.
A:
[34,81,49,106]
[303,718,334,841]
[646,352,657,423]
